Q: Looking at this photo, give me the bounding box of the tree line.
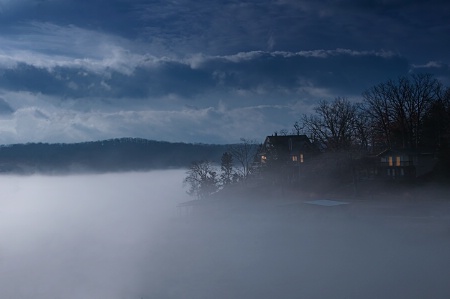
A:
[0,138,229,174]
[294,73,449,153]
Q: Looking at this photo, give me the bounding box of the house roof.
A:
[263,134,317,153]
[265,134,310,143]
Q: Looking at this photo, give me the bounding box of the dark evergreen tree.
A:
[220,152,234,186]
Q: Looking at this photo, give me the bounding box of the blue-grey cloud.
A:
[0,49,411,102]
[2,103,295,144]
[0,0,448,144]
[412,61,450,86]
[0,97,14,114]
[0,47,445,144]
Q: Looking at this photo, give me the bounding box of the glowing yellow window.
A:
[292,156,298,162]
[396,156,401,166]
[388,156,393,166]
[300,153,304,163]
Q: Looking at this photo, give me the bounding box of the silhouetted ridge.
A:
[0,138,229,174]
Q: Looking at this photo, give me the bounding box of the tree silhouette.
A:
[228,138,258,180]
[220,152,235,186]
[298,97,363,151]
[183,160,219,199]
[362,74,443,150]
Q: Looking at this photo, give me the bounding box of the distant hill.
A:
[0,138,230,174]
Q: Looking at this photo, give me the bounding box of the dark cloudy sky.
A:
[0,0,449,144]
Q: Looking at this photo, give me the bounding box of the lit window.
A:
[388,156,393,166]
[396,156,401,166]
[261,155,267,163]
[300,153,304,163]
[292,156,298,162]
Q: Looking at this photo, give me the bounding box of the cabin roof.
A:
[263,134,317,152]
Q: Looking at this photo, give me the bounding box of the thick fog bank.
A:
[0,170,188,299]
[154,196,450,299]
[1,171,450,299]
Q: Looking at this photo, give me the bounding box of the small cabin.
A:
[258,134,319,165]
[376,149,437,179]
[257,134,320,181]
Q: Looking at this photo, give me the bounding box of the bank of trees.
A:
[297,74,449,153]
[363,73,446,150]
[183,139,259,199]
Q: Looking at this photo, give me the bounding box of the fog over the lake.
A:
[1,170,450,299]
[0,170,186,299]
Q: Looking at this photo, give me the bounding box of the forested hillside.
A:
[0,138,229,174]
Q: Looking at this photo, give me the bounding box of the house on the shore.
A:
[255,132,440,183]
[376,148,437,179]
[257,133,320,181]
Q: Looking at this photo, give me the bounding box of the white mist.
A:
[0,170,188,299]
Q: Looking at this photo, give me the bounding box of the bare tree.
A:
[299,97,360,151]
[362,81,395,149]
[228,138,258,180]
[293,121,304,135]
[422,86,450,150]
[183,160,219,199]
[278,129,289,136]
[353,103,371,151]
[409,74,443,148]
[362,74,443,150]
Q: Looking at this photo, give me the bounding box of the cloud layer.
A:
[0,0,448,143]
[0,44,420,144]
